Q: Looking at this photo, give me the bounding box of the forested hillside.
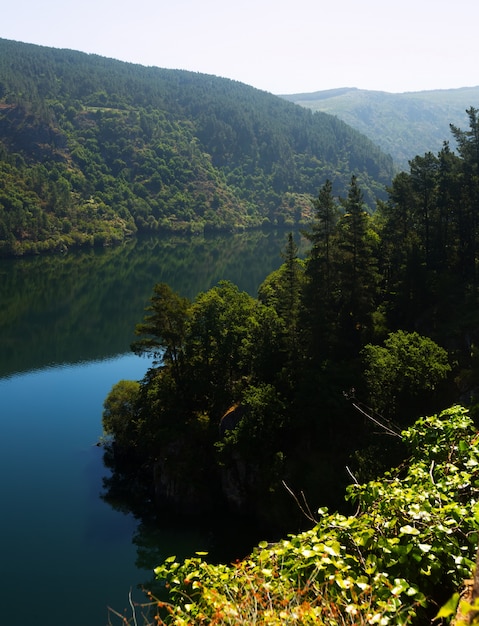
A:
[281,86,479,169]
[0,39,393,257]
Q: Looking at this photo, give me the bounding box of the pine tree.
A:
[280,232,303,373]
[301,180,340,361]
[334,176,380,353]
[450,108,479,279]
[131,282,190,387]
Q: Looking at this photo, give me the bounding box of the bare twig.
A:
[300,490,318,522]
[129,589,138,626]
[282,480,318,524]
[344,390,401,439]
[346,465,359,484]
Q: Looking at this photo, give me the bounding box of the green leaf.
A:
[335,575,353,589]
[164,555,177,563]
[301,548,316,558]
[391,578,408,595]
[418,543,432,553]
[434,593,460,619]
[324,541,341,557]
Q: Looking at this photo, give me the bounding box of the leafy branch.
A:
[152,405,479,625]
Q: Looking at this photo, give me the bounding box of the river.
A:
[0,230,305,626]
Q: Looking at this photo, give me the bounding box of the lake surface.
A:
[0,230,305,626]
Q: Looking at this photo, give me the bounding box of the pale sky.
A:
[2,0,478,95]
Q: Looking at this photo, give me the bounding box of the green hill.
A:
[281,86,479,170]
[0,38,393,256]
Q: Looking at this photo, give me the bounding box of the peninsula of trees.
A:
[0,38,393,256]
[102,109,479,623]
[103,108,479,522]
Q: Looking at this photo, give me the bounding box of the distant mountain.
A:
[280,87,479,170]
[0,38,394,257]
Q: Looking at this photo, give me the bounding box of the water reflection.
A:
[0,230,306,379]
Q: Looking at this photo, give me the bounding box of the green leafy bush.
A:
[152,406,479,625]
[362,331,451,420]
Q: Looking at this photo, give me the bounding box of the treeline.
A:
[102,110,479,531]
[0,38,393,256]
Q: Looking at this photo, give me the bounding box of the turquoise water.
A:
[0,356,148,624]
[0,230,306,625]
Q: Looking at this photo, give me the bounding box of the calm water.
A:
[0,230,304,626]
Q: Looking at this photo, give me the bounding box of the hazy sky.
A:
[3,0,478,95]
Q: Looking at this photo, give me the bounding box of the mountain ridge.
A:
[280,86,479,169]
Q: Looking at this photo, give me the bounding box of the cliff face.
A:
[149,437,292,536]
[152,435,222,516]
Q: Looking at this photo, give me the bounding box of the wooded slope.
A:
[0,38,393,256]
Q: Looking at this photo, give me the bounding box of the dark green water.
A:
[0,230,303,626]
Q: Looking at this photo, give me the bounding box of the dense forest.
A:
[0,38,394,256]
[101,109,479,623]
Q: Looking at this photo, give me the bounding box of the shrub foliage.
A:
[151,406,479,625]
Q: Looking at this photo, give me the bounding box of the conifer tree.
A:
[279,232,303,376]
[334,175,380,353]
[257,233,304,385]
[301,179,340,361]
[409,152,439,268]
[450,107,479,279]
[131,282,190,387]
